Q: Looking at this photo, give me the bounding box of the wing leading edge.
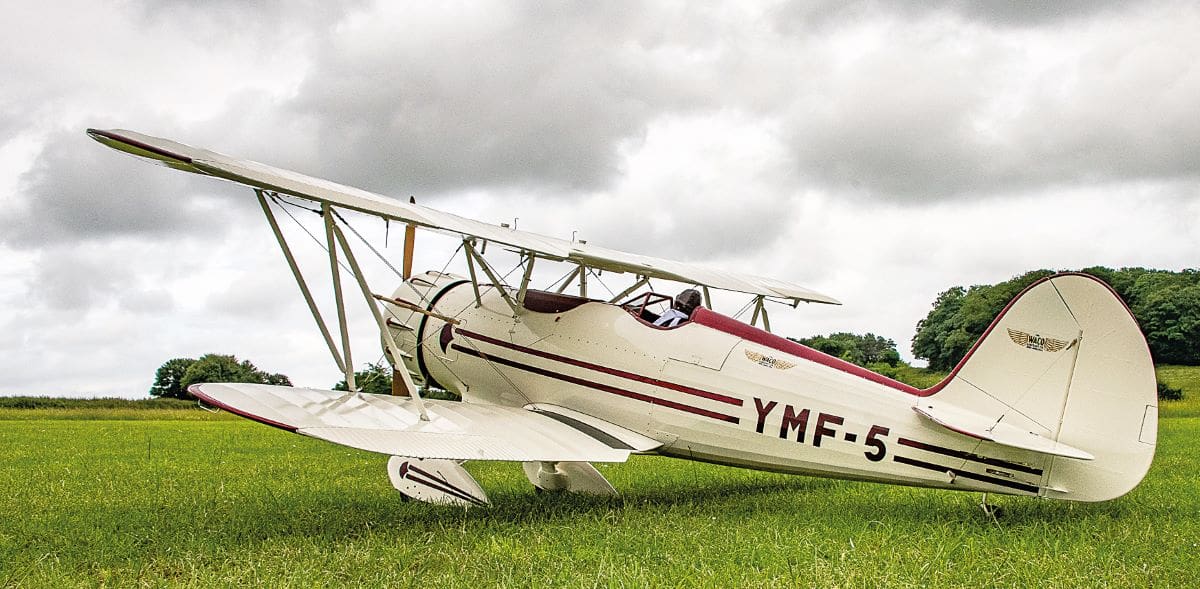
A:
[191,383,661,462]
[87,128,839,305]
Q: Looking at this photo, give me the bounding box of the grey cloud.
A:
[284,4,712,197]
[923,0,1127,26]
[128,0,367,40]
[780,2,1200,201]
[1,129,232,248]
[773,0,1127,32]
[22,243,175,315]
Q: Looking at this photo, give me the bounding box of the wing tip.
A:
[87,127,195,166]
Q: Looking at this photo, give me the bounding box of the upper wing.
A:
[192,383,661,462]
[87,128,839,305]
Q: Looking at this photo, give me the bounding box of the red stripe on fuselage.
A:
[456,329,743,407]
[450,341,740,424]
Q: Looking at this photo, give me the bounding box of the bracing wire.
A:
[269,194,354,275]
[546,266,578,291]
[732,297,755,320]
[330,209,405,280]
[584,266,616,298]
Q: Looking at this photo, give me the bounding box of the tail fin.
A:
[922,273,1156,502]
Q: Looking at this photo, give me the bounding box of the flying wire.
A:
[269,194,354,275]
[330,208,405,280]
[585,266,616,298]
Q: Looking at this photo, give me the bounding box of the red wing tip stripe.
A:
[893,455,1039,494]
[897,437,1044,476]
[405,464,488,506]
[457,329,743,407]
[88,129,195,164]
[452,344,739,424]
[188,385,297,432]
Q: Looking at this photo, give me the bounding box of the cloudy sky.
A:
[2,1,1197,397]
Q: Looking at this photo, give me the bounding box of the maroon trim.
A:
[404,463,488,506]
[522,289,596,314]
[457,329,743,406]
[897,437,1043,476]
[86,129,194,165]
[439,323,454,353]
[892,455,1039,494]
[691,272,1133,398]
[188,384,297,432]
[452,344,739,424]
[690,308,927,395]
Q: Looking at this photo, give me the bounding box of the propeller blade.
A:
[402,196,417,279]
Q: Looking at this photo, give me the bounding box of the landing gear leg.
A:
[978,493,1002,520]
[521,461,618,496]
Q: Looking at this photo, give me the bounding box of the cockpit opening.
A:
[621,288,703,328]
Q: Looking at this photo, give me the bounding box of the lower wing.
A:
[191,383,661,462]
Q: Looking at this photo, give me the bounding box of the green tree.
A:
[150,354,292,400]
[333,361,461,400]
[910,286,967,371]
[1129,270,1200,365]
[333,361,394,394]
[149,357,196,398]
[792,332,901,367]
[911,268,1200,369]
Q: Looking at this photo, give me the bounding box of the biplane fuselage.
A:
[387,272,1124,500]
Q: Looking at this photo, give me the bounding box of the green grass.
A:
[1157,365,1200,418]
[0,397,237,422]
[1,413,1198,585]
[2,366,1198,587]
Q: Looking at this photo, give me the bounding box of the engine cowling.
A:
[381,270,470,389]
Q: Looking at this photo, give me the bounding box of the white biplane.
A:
[89,129,1157,508]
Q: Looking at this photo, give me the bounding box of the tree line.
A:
[912,267,1200,370]
[150,354,291,399]
[151,355,457,401]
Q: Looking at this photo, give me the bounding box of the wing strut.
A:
[463,238,521,316]
[256,190,347,375]
[608,275,650,303]
[556,266,582,294]
[328,214,430,420]
[515,252,536,305]
[750,295,772,333]
[322,204,356,390]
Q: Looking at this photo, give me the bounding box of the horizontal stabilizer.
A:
[913,401,1094,460]
[191,383,651,462]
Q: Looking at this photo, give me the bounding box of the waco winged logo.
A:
[745,350,796,370]
[1007,328,1072,353]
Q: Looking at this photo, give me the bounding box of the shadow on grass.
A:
[105,470,1153,552]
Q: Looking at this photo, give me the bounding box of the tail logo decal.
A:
[1007,328,1072,353]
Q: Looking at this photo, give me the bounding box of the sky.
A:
[1,1,1198,398]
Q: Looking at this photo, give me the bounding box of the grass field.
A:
[2,371,1198,587]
